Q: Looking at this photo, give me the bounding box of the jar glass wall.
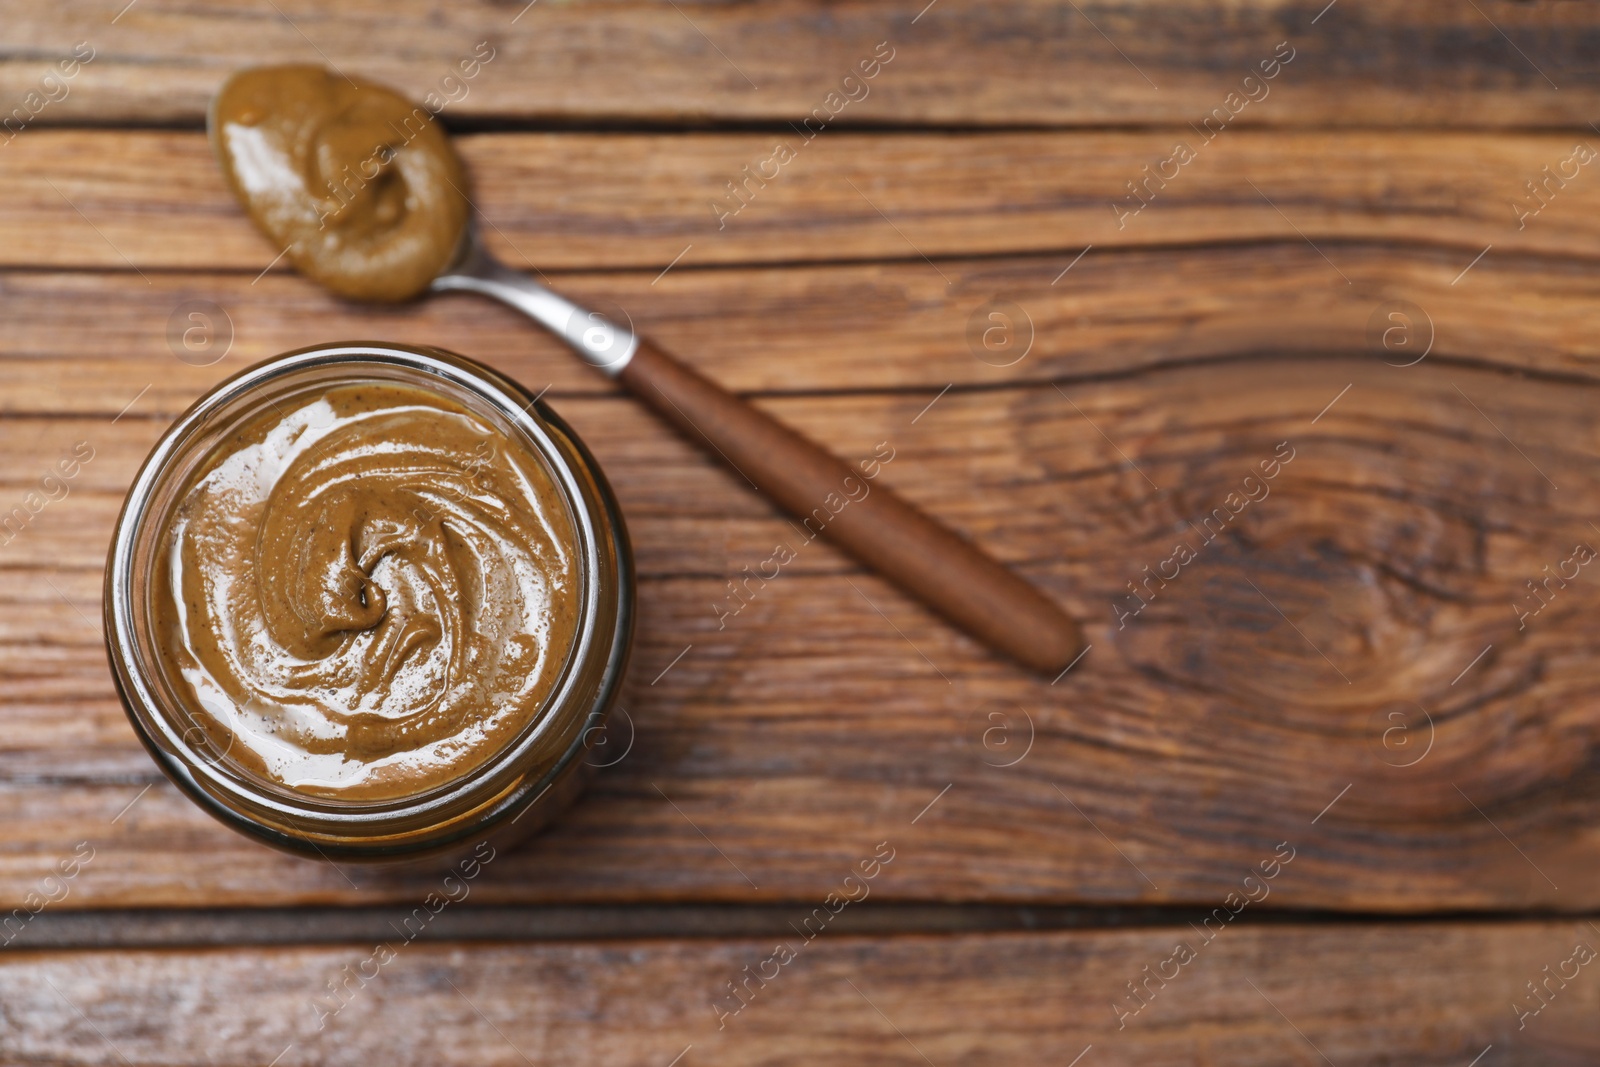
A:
[104,342,633,861]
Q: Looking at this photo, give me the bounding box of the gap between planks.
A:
[8,903,1598,951]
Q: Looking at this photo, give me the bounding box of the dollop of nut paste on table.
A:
[211,65,468,302]
[154,384,579,800]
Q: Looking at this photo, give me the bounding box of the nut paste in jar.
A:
[151,381,580,801]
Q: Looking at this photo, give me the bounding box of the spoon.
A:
[432,228,1085,673]
[207,66,1085,674]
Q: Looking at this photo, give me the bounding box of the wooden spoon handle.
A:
[617,338,1085,674]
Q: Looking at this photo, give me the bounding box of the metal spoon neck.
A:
[432,232,637,376]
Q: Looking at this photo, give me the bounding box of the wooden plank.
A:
[7,241,1600,423]
[5,354,1600,909]
[4,130,1600,272]
[0,923,1595,1064]
[5,1,1600,128]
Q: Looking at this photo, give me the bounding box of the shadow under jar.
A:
[104,342,633,862]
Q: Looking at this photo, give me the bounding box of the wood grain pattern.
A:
[5,0,1598,1060]
[2,924,1596,1064]
[5,344,1600,909]
[5,130,1600,272]
[5,1,1600,128]
[7,241,1600,421]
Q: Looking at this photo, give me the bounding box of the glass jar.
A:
[103,342,634,862]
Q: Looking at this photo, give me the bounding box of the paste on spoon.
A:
[211,65,468,302]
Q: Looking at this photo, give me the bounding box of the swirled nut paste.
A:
[153,383,579,801]
[211,65,468,302]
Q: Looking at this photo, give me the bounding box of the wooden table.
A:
[3,1,1599,1062]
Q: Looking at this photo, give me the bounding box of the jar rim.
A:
[104,342,633,854]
